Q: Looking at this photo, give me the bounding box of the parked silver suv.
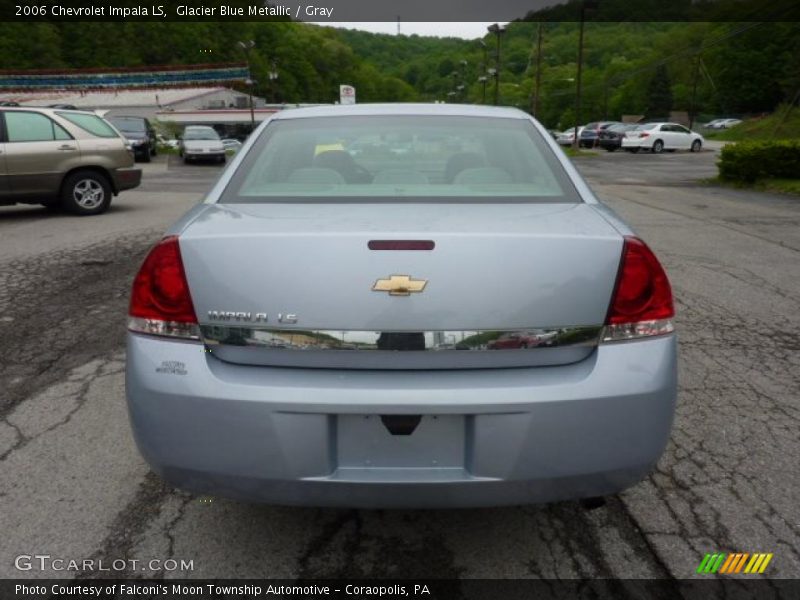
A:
[0,107,141,215]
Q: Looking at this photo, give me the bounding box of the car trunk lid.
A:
[178,202,623,369]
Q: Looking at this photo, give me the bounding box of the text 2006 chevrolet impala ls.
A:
[126,104,676,508]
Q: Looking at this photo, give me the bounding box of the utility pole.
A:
[237,40,256,130]
[688,52,701,130]
[268,58,279,104]
[479,40,488,104]
[531,22,543,117]
[572,7,586,149]
[487,23,506,106]
[572,1,597,150]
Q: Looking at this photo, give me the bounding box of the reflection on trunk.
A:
[201,326,603,351]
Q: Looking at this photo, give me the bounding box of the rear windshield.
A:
[184,127,220,140]
[220,115,580,203]
[110,117,146,133]
[57,112,119,138]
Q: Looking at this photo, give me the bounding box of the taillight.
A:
[603,236,674,342]
[128,236,200,340]
[640,132,650,138]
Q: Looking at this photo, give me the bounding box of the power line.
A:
[543,21,767,98]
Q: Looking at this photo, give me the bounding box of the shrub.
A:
[718,140,800,182]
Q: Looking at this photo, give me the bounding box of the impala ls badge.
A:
[207,311,298,323]
[372,275,427,296]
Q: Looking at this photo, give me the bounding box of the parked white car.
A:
[178,126,226,164]
[716,118,742,129]
[705,118,742,130]
[221,138,243,153]
[556,126,584,146]
[621,122,704,153]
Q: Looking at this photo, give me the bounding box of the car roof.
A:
[639,122,690,127]
[0,106,95,116]
[270,103,530,121]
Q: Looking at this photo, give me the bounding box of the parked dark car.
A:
[597,123,638,152]
[579,121,620,148]
[108,116,157,162]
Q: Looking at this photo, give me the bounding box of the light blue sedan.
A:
[126,104,677,508]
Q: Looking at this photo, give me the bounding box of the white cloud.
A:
[313,22,507,40]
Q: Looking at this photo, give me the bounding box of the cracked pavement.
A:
[0,151,798,581]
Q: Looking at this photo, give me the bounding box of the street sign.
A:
[340,84,356,105]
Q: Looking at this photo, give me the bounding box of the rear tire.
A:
[691,140,702,152]
[140,147,151,163]
[652,140,664,153]
[60,171,112,216]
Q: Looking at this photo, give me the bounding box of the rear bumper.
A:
[621,138,650,149]
[125,333,677,508]
[112,167,142,192]
[184,152,225,161]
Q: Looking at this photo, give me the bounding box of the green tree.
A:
[646,64,673,117]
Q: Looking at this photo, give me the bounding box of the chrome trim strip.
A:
[200,325,604,351]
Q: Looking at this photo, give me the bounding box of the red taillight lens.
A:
[640,132,650,138]
[604,236,674,341]
[128,236,199,339]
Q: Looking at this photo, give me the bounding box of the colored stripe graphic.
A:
[711,554,726,573]
[719,554,736,573]
[699,552,773,574]
[756,554,773,573]
[696,554,712,573]
[697,553,727,573]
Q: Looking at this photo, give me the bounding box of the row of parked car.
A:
[2,101,244,165]
[554,121,705,153]
[104,116,243,164]
[0,105,247,216]
[0,106,142,215]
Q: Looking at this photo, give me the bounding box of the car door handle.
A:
[58,145,77,151]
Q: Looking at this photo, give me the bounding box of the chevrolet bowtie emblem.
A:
[372,275,428,296]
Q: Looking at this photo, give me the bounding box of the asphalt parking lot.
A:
[1,148,798,580]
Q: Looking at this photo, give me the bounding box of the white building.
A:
[1,86,265,120]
